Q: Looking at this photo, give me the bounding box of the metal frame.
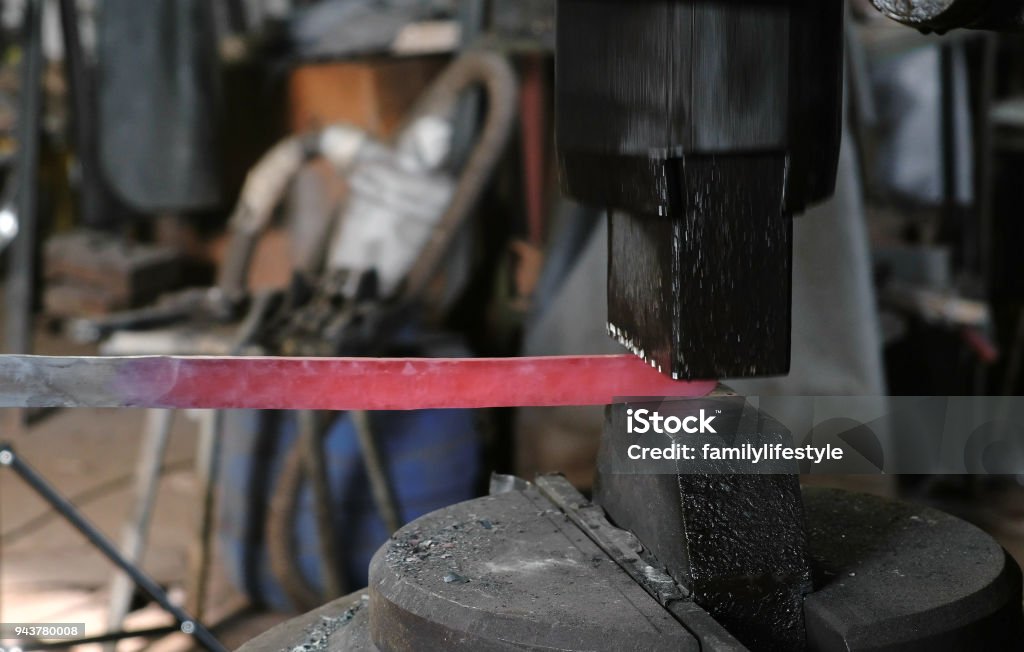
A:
[0,444,227,652]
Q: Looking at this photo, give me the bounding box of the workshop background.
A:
[0,0,1023,649]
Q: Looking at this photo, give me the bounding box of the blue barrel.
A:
[217,408,481,611]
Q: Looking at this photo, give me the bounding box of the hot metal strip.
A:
[0,355,716,411]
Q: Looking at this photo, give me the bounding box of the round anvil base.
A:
[238,486,1022,652]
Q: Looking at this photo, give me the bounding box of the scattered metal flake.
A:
[283,594,368,652]
[443,571,470,584]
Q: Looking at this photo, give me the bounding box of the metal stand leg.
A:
[0,444,226,652]
[186,410,222,620]
[105,409,174,650]
[3,0,44,432]
[352,412,401,534]
[58,0,105,229]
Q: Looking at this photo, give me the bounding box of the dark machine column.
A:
[556,0,845,380]
[556,2,844,648]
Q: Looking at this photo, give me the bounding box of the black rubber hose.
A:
[265,412,336,612]
[400,50,518,303]
[300,411,347,599]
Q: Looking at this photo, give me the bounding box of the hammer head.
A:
[555,0,844,379]
[607,156,793,380]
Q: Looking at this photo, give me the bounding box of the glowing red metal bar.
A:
[0,354,716,411]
